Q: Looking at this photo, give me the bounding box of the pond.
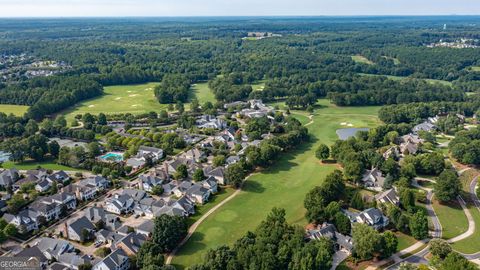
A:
[336,128,370,140]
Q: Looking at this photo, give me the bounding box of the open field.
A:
[468,66,480,72]
[186,188,236,226]
[2,158,83,171]
[383,56,401,65]
[171,99,381,268]
[191,82,216,104]
[250,79,266,91]
[0,104,29,116]
[63,82,216,124]
[432,199,468,240]
[395,231,417,252]
[352,55,374,65]
[62,82,164,123]
[358,73,453,86]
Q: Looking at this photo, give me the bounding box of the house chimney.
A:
[164,162,169,177]
[63,222,69,239]
[138,177,143,190]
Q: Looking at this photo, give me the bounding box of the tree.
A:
[7,194,27,214]
[81,228,91,243]
[429,238,452,259]
[192,169,205,182]
[399,188,415,210]
[48,140,60,158]
[225,162,246,188]
[174,164,188,180]
[152,215,188,253]
[381,231,398,258]
[435,170,461,202]
[213,155,226,167]
[398,263,417,270]
[137,241,163,269]
[441,252,477,270]
[25,119,39,136]
[151,185,164,196]
[290,239,334,270]
[333,212,351,235]
[315,144,330,160]
[350,191,364,210]
[409,211,428,240]
[352,223,382,260]
[78,264,92,270]
[94,247,111,258]
[3,223,17,237]
[98,113,107,125]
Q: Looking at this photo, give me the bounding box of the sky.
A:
[0,0,479,17]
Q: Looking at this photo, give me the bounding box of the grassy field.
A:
[171,99,381,268]
[358,73,453,86]
[432,199,468,240]
[468,66,480,72]
[250,79,266,91]
[191,82,216,104]
[0,104,29,116]
[451,202,480,253]
[2,158,82,171]
[352,55,374,65]
[63,82,216,124]
[395,231,417,252]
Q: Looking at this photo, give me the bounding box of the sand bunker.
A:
[129,94,138,97]
[88,105,95,108]
[347,123,353,127]
[131,104,139,107]
[340,122,347,126]
[115,97,122,100]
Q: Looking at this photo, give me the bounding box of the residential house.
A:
[93,249,130,270]
[173,181,194,197]
[85,207,121,231]
[115,232,147,256]
[355,208,389,230]
[3,209,39,233]
[226,155,240,165]
[65,216,96,242]
[196,115,227,129]
[202,176,218,194]
[49,191,77,210]
[57,253,92,270]
[185,184,211,204]
[35,179,52,192]
[33,237,75,260]
[106,194,135,215]
[0,168,19,188]
[137,146,164,162]
[29,197,62,222]
[204,166,226,185]
[83,175,109,191]
[138,173,165,192]
[306,223,353,253]
[14,246,48,269]
[412,121,436,134]
[361,167,386,190]
[136,220,154,237]
[374,188,400,206]
[64,183,97,201]
[382,146,400,160]
[47,171,70,185]
[184,148,206,163]
[224,101,248,109]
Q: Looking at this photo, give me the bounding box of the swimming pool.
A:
[99,152,124,162]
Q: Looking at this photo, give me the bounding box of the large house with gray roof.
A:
[93,248,130,270]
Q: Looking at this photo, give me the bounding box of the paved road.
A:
[447,196,475,243]
[460,175,480,260]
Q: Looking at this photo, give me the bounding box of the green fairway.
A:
[2,159,82,171]
[63,82,165,123]
[63,82,217,124]
[0,104,29,116]
[451,203,480,253]
[432,199,468,240]
[352,55,374,65]
[468,66,480,72]
[191,82,216,104]
[358,73,453,86]
[171,99,381,268]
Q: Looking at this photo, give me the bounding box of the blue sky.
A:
[0,0,479,17]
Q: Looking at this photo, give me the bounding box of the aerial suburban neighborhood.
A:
[0,8,480,270]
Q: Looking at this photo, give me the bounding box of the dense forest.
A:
[1,17,480,122]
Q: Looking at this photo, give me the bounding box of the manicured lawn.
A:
[395,231,417,252]
[187,188,236,226]
[63,82,217,124]
[250,79,266,91]
[451,203,480,253]
[468,66,480,72]
[0,104,29,116]
[432,199,468,240]
[2,159,82,171]
[352,55,374,65]
[62,82,165,124]
[191,82,216,105]
[171,99,381,269]
[358,73,453,86]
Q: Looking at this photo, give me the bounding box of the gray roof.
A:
[69,216,95,235]
[15,246,47,262]
[138,146,163,154]
[136,220,154,235]
[96,249,129,270]
[34,237,74,259]
[116,232,147,253]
